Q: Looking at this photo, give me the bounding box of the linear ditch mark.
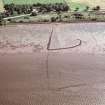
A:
[51,83,87,91]
[91,34,99,48]
[46,25,82,90]
[57,83,86,90]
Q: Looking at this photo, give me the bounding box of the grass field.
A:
[3,0,65,4]
[67,0,105,9]
[65,0,87,11]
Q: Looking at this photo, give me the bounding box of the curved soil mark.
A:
[47,28,82,51]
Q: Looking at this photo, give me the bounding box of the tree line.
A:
[0,3,102,25]
[0,3,69,17]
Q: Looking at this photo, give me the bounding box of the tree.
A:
[75,7,79,12]
[92,5,100,11]
[63,4,69,11]
[96,6,100,11]
[0,13,3,25]
[57,11,62,22]
[73,13,84,19]
[91,5,100,20]
[4,3,15,15]
[84,6,89,12]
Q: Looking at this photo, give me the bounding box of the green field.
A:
[69,2,87,11]
[3,0,65,4]
[65,0,87,11]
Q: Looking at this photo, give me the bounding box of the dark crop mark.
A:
[47,27,82,51]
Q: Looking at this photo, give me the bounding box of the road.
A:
[0,23,105,105]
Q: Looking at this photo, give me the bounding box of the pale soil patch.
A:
[0,23,105,54]
[0,24,52,53]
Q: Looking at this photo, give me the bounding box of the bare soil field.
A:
[0,24,51,53]
[0,23,105,54]
[0,23,105,105]
[0,53,105,105]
